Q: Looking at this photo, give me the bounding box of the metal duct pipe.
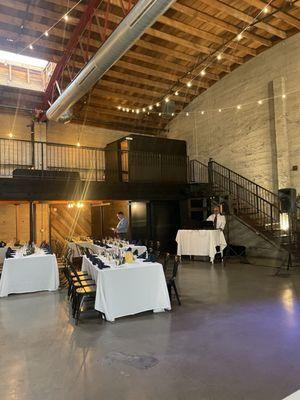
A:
[46,0,175,121]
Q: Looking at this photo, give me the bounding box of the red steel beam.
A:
[42,0,103,110]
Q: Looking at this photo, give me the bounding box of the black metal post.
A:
[29,201,36,243]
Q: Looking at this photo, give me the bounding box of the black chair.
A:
[164,255,181,306]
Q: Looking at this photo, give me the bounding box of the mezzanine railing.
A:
[0,138,188,183]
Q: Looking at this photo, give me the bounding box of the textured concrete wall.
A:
[167,33,300,193]
[0,113,129,147]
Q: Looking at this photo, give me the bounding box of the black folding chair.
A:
[164,255,181,306]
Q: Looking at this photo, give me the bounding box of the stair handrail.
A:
[210,161,279,205]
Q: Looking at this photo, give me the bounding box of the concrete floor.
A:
[1,261,300,400]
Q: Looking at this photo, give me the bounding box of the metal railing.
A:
[189,159,209,183]
[189,159,298,247]
[0,137,188,183]
[0,138,106,181]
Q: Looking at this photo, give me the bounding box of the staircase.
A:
[189,159,300,258]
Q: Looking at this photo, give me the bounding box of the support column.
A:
[29,201,36,243]
[271,77,291,190]
[34,122,47,171]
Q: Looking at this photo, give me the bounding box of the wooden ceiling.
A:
[0,0,300,135]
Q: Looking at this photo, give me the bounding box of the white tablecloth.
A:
[92,244,147,257]
[176,229,227,262]
[0,254,59,297]
[82,256,171,322]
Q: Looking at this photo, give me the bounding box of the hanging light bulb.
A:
[263,6,269,14]
[29,44,33,50]
[117,106,121,110]
[126,108,130,113]
[122,108,125,112]
[258,100,263,105]
[237,104,241,110]
[76,141,80,147]
[159,112,162,116]
[131,109,135,113]
[136,109,140,114]
[186,112,189,117]
[201,110,205,115]
[217,53,222,61]
[218,108,222,112]
[44,31,49,37]
[282,94,286,99]
[187,81,192,88]
[8,132,13,138]
[142,108,146,112]
[171,113,175,116]
[165,97,170,103]
[175,90,179,96]
[156,102,160,107]
[200,70,206,76]
[149,105,153,110]
[64,14,69,22]
[236,33,243,41]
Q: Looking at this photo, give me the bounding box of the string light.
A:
[44,31,49,37]
[187,81,192,88]
[131,109,135,113]
[122,107,125,112]
[159,112,162,116]
[217,54,222,61]
[76,141,80,147]
[263,6,269,14]
[236,33,243,41]
[237,104,241,110]
[218,109,222,112]
[156,102,160,107]
[63,14,69,22]
[165,97,170,103]
[258,100,263,105]
[126,108,129,112]
[117,106,121,110]
[200,70,206,76]
[149,105,153,110]
[282,94,286,99]
[29,44,33,50]
[142,108,146,112]
[8,132,13,138]
[171,113,175,116]
[136,109,140,114]
[186,112,189,117]
[201,110,205,115]
[175,91,179,96]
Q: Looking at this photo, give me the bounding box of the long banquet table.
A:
[176,229,227,262]
[91,243,147,257]
[0,251,59,297]
[82,256,171,322]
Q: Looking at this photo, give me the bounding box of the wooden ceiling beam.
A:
[198,0,287,39]
[171,2,272,47]
[158,15,257,56]
[71,116,166,135]
[241,0,300,30]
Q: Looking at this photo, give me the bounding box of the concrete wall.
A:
[167,33,300,193]
[0,112,129,147]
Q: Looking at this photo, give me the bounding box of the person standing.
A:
[207,205,226,230]
[114,211,129,240]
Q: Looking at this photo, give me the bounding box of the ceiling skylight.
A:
[0,50,49,70]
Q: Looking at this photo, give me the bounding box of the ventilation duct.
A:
[46,0,175,121]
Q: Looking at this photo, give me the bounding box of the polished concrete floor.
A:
[1,261,300,400]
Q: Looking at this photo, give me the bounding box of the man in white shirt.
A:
[207,206,226,230]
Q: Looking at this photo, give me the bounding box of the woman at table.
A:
[207,206,226,230]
